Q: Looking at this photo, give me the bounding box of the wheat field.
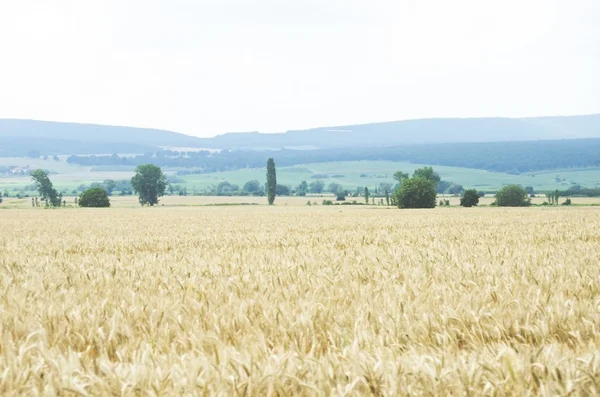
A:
[1,206,600,396]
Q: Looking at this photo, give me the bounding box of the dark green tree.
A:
[266,158,277,205]
[412,167,441,185]
[79,188,111,207]
[460,189,480,207]
[296,181,308,196]
[242,180,262,194]
[309,180,325,194]
[102,179,117,196]
[393,177,437,209]
[328,182,342,194]
[276,184,290,196]
[494,185,531,207]
[216,181,239,195]
[130,164,167,206]
[30,169,61,207]
[364,187,370,204]
[393,171,409,183]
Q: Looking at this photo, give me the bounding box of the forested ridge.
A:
[66,138,600,174]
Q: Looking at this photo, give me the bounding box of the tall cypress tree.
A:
[266,158,277,205]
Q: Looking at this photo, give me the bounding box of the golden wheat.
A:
[1,206,599,396]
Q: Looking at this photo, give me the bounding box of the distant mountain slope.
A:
[0,114,599,156]
[196,114,600,149]
[0,119,206,156]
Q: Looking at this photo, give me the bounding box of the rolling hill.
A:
[196,114,600,149]
[0,114,599,156]
[0,119,205,156]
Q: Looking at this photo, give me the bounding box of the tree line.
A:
[23,160,573,209]
[63,138,600,174]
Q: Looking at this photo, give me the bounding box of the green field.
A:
[1,157,599,194]
[178,161,600,192]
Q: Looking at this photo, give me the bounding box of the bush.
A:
[79,188,111,208]
[322,200,334,206]
[561,198,572,206]
[494,185,531,207]
[460,189,480,207]
[394,177,437,209]
[335,192,346,201]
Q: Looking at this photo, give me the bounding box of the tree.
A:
[494,185,531,207]
[266,158,276,205]
[30,169,61,207]
[296,181,308,196]
[412,167,441,185]
[243,180,262,194]
[309,180,325,194]
[364,187,370,204]
[216,181,239,195]
[79,188,111,207]
[394,171,409,183]
[393,177,437,209]
[336,190,347,201]
[276,184,290,196]
[130,164,167,206]
[460,189,480,207]
[328,182,342,194]
[102,179,117,196]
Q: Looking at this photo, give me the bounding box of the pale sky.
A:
[0,1,598,137]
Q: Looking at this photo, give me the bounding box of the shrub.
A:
[561,198,572,206]
[460,189,480,207]
[494,185,531,207]
[79,188,111,208]
[322,200,334,206]
[394,177,437,209]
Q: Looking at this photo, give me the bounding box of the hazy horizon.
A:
[1,0,599,137]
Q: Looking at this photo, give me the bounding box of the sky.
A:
[0,1,598,137]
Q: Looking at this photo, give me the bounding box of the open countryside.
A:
[2,1,600,395]
[2,157,600,196]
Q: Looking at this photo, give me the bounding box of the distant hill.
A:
[196,114,600,149]
[0,119,205,156]
[0,114,599,156]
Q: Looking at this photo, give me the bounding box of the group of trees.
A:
[26,164,168,208]
[20,160,579,210]
[387,167,534,208]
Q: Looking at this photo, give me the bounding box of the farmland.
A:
[1,206,600,395]
[2,157,600,194]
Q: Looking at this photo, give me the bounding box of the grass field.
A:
[1,206,600,395]
[2,158,600,193]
